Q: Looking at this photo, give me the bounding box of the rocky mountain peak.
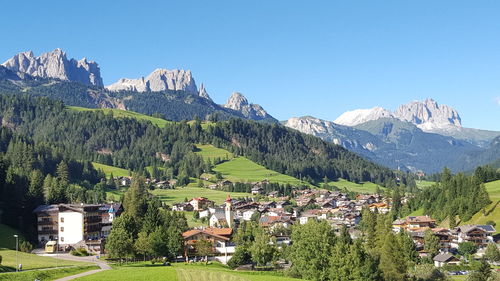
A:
[106,68,202,97]
[223,92,273,121]
[334,107,394,126]
[394,98,462,129]
[1,48,103,87]
[198,83,212,101]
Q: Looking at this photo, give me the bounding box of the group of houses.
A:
[33,203,123,253]
[392,215,496,267]
[177,188,394,263]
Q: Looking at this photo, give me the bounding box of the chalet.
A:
[182,227,234,263]
[99,203,123,238]
[259,215,293,229]
[432,228,453,250]
[172,203,194,212]
[189,197,215,211]
[452,225,496,248]
[268,191,279,198]
[276,200,291,209]
[392,215,436,233]
[368,203,390,214]
[356,194,378,204]
[218,180,233,187]
[251,186,264,195]
[433,252,460,267]
[242,209,259,221]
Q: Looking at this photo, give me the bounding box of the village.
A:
[32,177,497,274]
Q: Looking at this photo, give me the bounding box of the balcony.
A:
[38,229,57,235]
[37,220,56,226]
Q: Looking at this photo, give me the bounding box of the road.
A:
[34,250,111,280]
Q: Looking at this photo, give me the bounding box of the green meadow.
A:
[0,249,91,270]
[92,162,130,178]
[326,178,385,194]
[465,179,500,233]
[151,186,252,205]
[74,262,304,281]
[68,106,172,128]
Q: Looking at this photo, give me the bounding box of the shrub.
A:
[485,220,496,227]
[0,254,2,265]
[19,241,33,253]
[70,248,90,256]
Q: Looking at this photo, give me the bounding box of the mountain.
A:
[106,68,207,98]
[223,92,274,121]
[334,107,394,127]
[285,116,479,173]
[334,99,499,147]
[2,49,103,87]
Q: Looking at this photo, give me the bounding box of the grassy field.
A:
[0,224,24,249]
[74,262,304,281]
[408,208,425,216]
[416,180,436,189]
[69,106,172,128]
[465,179,500,233]
[326,178,385,194]
[0,265,98,281]
[0,249,92,270]
[195,144,234,161]
[92,162,130,178]
[151,186,252,205]
[213,157,310,187]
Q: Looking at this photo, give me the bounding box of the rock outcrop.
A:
[223,92,272,120]
[106,68,199,94]
[2,49,103,87]
[334,107,394,126]
[393,98,462,130]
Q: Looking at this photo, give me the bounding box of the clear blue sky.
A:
[2,0,500,130]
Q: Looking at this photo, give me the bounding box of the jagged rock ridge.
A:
[223,92,273,121]
[2,49,103,87]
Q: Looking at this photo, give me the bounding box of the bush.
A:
[19,241,33,253]
[485,220,496,227]
[70,248,90,256]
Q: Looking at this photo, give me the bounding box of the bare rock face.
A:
[2,49,103,87]
[198,83,212,101]
[334,107,394,126]
[106,68,199,94]
[393,98,462,130]
[223,92,271,120]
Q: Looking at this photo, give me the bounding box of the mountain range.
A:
[1,48,499,174]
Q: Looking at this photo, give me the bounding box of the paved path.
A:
[35,251,111,281]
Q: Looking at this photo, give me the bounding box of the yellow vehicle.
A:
[45,241,57,253]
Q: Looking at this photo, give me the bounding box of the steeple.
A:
[225,194,234,228]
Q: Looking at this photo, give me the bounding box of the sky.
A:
[1,0,500,130]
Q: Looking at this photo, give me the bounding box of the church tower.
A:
[225,194,234,228]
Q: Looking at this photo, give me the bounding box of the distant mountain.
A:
[2,49,103,87]
[106,68,208,99]
[285,116,479,173]
[223,92,275,122]
[334,99,499,147]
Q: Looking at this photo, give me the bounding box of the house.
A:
[251,186,264,195]
[452,225,496,248]
[276,200,291,209]
[172,203,194,212]
[33,204,111,253]
[182,227,234,263]
[268,191,279,198]
[259,215,293,229]
[242,209,258,221]
[392,216,436,233]
[189,197,215,211]
[433,252,460,267]
[432,228,453,250]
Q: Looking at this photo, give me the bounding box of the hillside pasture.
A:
[465,179,500,233]
[327,178,385,194]
[0,249,91,270]
[151,186,252,205]
[92,162,130,178]
[68,106,172,128]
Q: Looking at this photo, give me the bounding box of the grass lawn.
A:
[0,265,98,281]
[408,208,425,216]
[0,224,24,249]
[105,187,127,202]
[92,162,130,178]
[195,144,234,161]
[151,186,252,205]
[0,249,92,270]
[69,106,172,128]
[327,179,385,194]
[74,262,304,281]
[464,179,500,233]
[213,157,310,187]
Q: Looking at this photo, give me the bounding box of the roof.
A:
[477,225,496,233]
[204,227,232,236]
[33,204,59,213]
[182,228,232,241]
[433,252,458,262]
[456,225,487,234]
[406,216,436,223]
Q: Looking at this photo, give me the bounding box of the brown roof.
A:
[182,228,232,241]
[406,216,436,223]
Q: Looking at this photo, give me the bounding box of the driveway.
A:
[35,250,111,280]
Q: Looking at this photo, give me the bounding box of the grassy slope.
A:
[92,162,129,178]
[68,106,172,128]
[0,265,98,281]
[151,186,251,205]
[74,263,304,281]
[326,178,385,194]
[195,144,234,161]
[0,249,91,270]
[464,179,500,233]
[0,224,25,249]
[416,180,435,189]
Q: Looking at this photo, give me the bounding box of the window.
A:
[60,217,64,223]
[60,227,64,232]
[60,237,64,242]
